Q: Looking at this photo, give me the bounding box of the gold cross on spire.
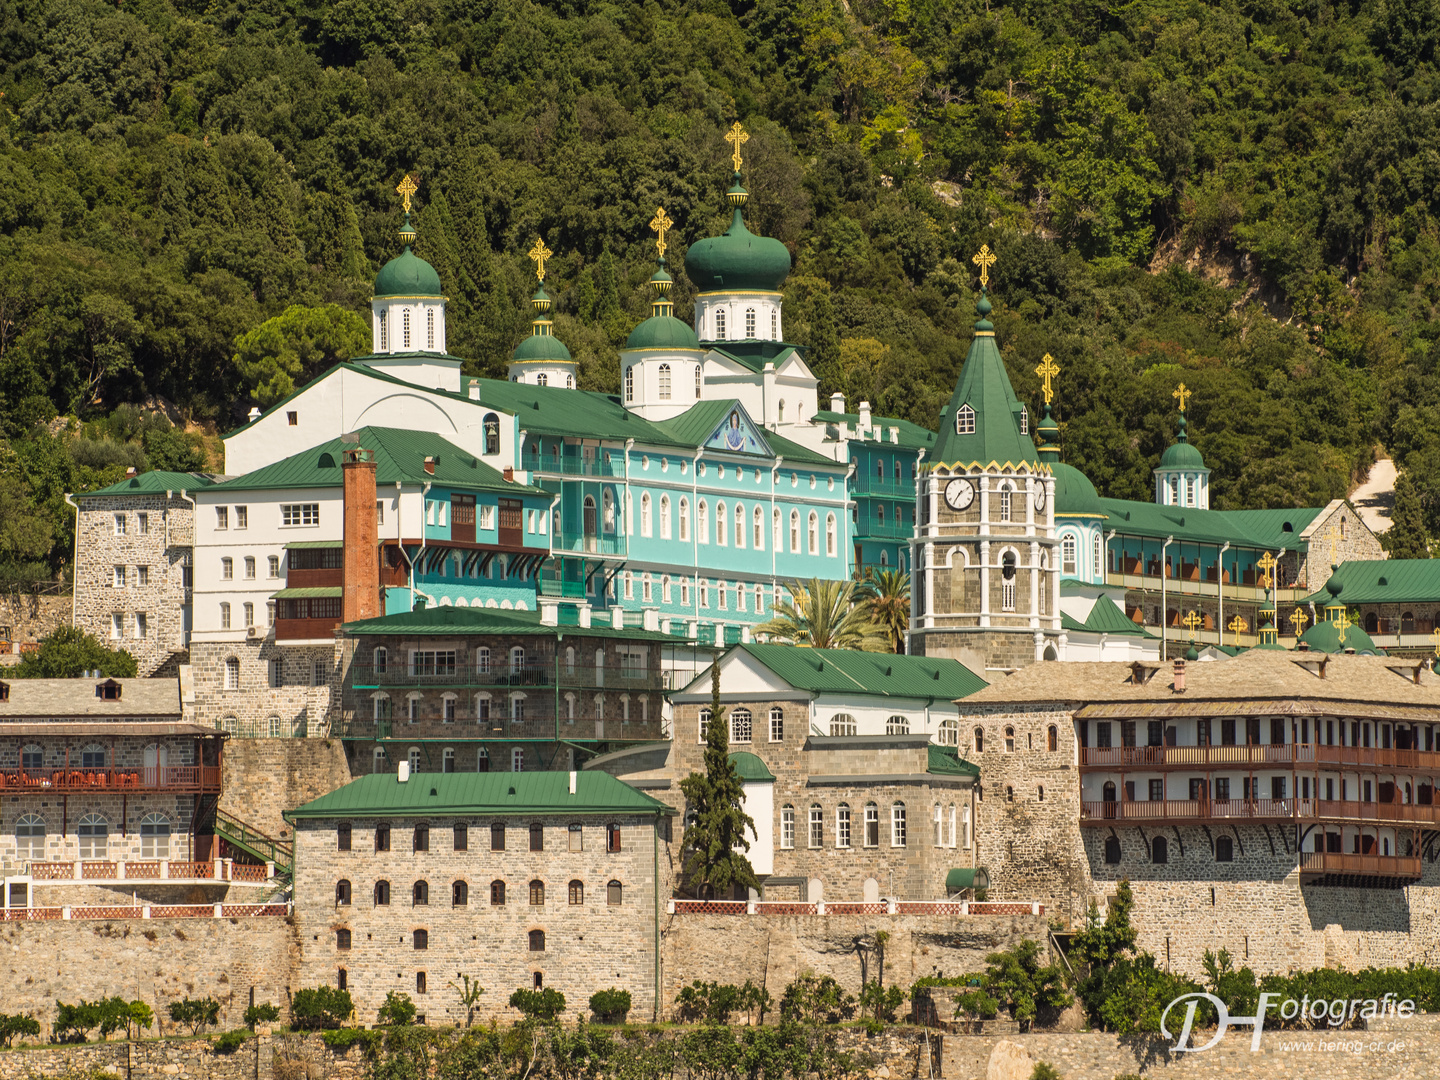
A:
[1035,354,1059,406]
[1289,606,1309,636]
[396,175,418,213]
[1172,382,1192,413]
[1324,524,1341,564]
[528,237,553,283]
[1334,608,1352,645]
[1257,551,1278,591]
[1228,614,1248,648]
[1183,610,1203,639]
[724,122,749,172]
[649,207,673,258]
[972,244,997,289]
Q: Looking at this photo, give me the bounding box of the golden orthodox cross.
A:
[1290,607,1309,636]
[973,244,997,289]
[1035,354,1059,406]
[1172,382,1192,413]
[1256,551,1278,592]
[396,175,418,213]
[1433,627,1440,658]
[1182,610,1203,639]
[649,207,673,258]
[1228,614,1247,647]
[725,122,749,171]
[1334,608,1352,645]
[528,238,553,283]
[1324,524,1341,564]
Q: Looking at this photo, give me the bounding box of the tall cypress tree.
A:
[677,662,759,899]
[1383,470,1432,559]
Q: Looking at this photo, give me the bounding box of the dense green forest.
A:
[2,0,1439,582]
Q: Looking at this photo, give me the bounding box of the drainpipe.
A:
[1218,541,1230,650]
[692,448,704,627]
[64,494,81,627]
[769,455,782,621]
[413,481,432,610]
[1161,535,1175,658]
[653,812,661,1021]
[179,489,197,646]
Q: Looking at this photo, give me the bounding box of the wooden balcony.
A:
[1298,851,1423,886]
[0,766,221,794]
[348,663,662,693]
[1079,744,1440,772]
[1079,798,1440,825]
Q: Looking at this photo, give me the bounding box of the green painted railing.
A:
[215,810,293,879]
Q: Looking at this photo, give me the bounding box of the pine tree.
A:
[677,662,759,899]
[1383,470,1431,559]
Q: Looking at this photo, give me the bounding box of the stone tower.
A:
[911,254,1060,670]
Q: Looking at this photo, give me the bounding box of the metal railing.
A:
[0,903,289,922]
[552,533,625,556]
[349,663,662,691]
[1079,798,1440,823]
[852,478,916,499]
[25,859,273,883]
[1080,744,1440,770]
[668,899,1044,916]
[522,455,624,479]
[0,767,221,793]
[214,810,292,877]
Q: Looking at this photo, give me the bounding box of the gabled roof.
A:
[342,604,674,642]
[1097,498,1313,550]
[76,471,221,499]
[470,378,690,447]
[1063,594,1157,638]
[707,343,806,375]
[1303,559,1440,605]
[210,428,548,497]
[812,410,937,452]
[1219,508,1324,551]
[284,769,674,820]
[0,678,181,718]
[728,643,988,700]
[657,399,774,455]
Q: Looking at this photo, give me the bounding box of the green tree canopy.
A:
[232,304,370,407]
[10,626,138,679]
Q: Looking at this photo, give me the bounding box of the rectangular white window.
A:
[662,576,672,603]
[137,565,149,586]
[737,584,747,612]
[715,309,726,340]
[243,602,254,627]
[236,506,248,529]
[113,566,126,587]
[221,558,233,580]
[244,556,256,579]
[836,806,850,849]
[114,513,126,536]
[268,556,280,578]
[718,583,728,610]
[1061,536,1077,576]
[864,805,879,848]
[136,512,148,535]
[266,600,276,626]
[780,807,794,850]
[216,507,228,530]
[642,575,652,603]
[934,805,943,847]
[808,806,823,848]
[219,602,231,630]
[444,697,457,722]
[680,580,690,605]
[376,500,385,526]
[134,612,147,640]
[624,572,634,600]
[891,805,907,848]
[110,612,123,640]
[481,504,496,529]
[281,504,319,526]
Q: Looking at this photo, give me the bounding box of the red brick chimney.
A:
[342,444,380,623]
[1173,658,1186,693]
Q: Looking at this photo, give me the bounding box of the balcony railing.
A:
[1103,570,1296,605]
[537,579,588,598]
[857,519,912,540]
[853,478,916,499]
[1080,744,1440,771]
[333,718,664,743]
[349,663,661,691]
[0,767,221,793]
[1080,798,1440,824]
[1298,851,1423,880]
[522,454,624,479]
[553,532,625,556]
[27,859,275,883]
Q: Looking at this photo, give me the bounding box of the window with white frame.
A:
[281,503,319,526]
[769,707,784,742]
[1093,534,1103,577]
[220,558,232,580]
[825,513,836,556]
[113,565,126,587]
[512,748,524,772]
[830,713,857,737]
[715,309,726,340]
[864,803,880,847]
[998,483,1013,523]
[808,512,818,554]
[730,708,752,743]
[698,501,708,543]
[114,513,126,536]
[834,803,851,848]
[934,804,943,847]
[659,363,671,400]
[624,366,634,401]
[780,806,794,849]
[679,498,689,541]
[243,602,254,627]
[219,602,231,630]
[136,510,149,533]
[773,507,781,550]
[1061,535,1077,575]
[734,503,744,548]
[373,693,392,721]
[886,715,909,735]
[891,802,907,847]
[140,813,171,858]
[790,510,800,552]
[134,612,148,639]
[698,708,711,742]
[808,804,823,848]
[78,814,107,859]
[216,507,228,530]
[745,308,756,337]
[236,506,248,529]
[963,805,972,848]
[938,718,959,746]
[268,555,280,578]
[956,404,975,434]
[680,578,690,605]
[660,495,671,539]
[662,574,672,603]
[948,803,957,848]
[641,493,652,537]
[642,572,653,603]
[1001,551,1017,611]
[716,502,726,546]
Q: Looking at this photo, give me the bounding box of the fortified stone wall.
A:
[0,593,70,650]
[219,738,354,840]
[191,639,341,736]
[0,915,297,1029]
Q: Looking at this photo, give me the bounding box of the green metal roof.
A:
[285,769,674,820]
[733,643,988,700]
[728,751,776,782]
[512,330,574,364]
[212,427,548,496]
[1302,560,1440,605]
[285,540,345,550]
[625,314,700,351]
[812,410,938,452]
[1157,415,1207,470]
[76,471,220,499]
[658,399,769,450]
[374,247,443,298]
[684,196,792,294]
[945,867,990,892]
[1075,594,1156,638]
[928,744,980,777]
[1097,498,1312,550]
[1052,462,1107,519]
[342,604,677,643]
[272,586,342,599]
[1219,508,1324,551]
[708,343,803,375]
[472,379,689,446]
[929,297,1040,473]
[1300,616,1383,655]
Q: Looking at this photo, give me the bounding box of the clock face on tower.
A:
[944,478,976,511]
[1035,484,1047,512]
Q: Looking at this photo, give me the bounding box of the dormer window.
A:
[1019,406,1028,435]
[956,404,975,435]
[0,681,8,702]
[95,679,122,701]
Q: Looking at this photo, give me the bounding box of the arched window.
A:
[529,879,545,906]
[679,497,690,541]
[808,512,819,555]
[790,510,800,552]
[568,880,584,904]
[14,814,44,860]
[482,413,500,456]
[477,747,490,772]
[426,307,435,349]
[938,718,958,746]
[78,814,108,859]
[695,365,702,398]
[716,502,727,546]
[1151,836,1168,864]
[601,489,615,533]
[733,503,745,548]
[825,514,837,556]
[974,727,984,753]
[1019,405,1028,435]
[375,880,391,905]
[413,929,428,950]
[886,715,909,735]
[413,824,429,852]
[402,309,411,348]
[529,929,546,951]
[607,880,623,905]
[640,493,652,537]
[890,802,907,847]
[730,708,753,743]
[830,713,857,737]
[780,805,795,849]
[1093,534,1103,577]
[373,647,389,676]
[715,309,726,340]
[1048,725,1058,752]
[835,804,851,848]
[1061,535,1077,575]
[1404,611,1417,633]
[624,366,634,402]
[772,507,781,550]
[413,880,429,905]
[660,495,671,539]
[1004,726,1015,753]
[510,646,525,674]
[998,483,1013,523]
[745,308,756,337]
[224,657,240,690]
[140,813,170,858]
[1001,551,1017,611]
[808,804,823,847]
[698,501,709,543]
[512,748,524,772]
[1104,837,1121,864]
[1215,836,1234,862]
[778,400,785,424]
[956,404,975,434]
[659,364,672,400]
[490,880,505,906]
[379,310,387,350]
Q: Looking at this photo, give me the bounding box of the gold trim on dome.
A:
[972,330,995,337]
[695,289,784,297]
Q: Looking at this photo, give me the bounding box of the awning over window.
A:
[945,867,990,893]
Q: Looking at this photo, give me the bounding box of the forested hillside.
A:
[2,0,1439,582]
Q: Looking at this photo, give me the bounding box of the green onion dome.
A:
[374,212,443,298]
[1159,414,1205,469]
[626,260,701,350]
[684,177,791,293]
[1300,619,1381,655]
[1052,462,1106,518]
[511,285,573,364]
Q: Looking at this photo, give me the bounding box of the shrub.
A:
[674,980,769,1024]
[321,1028,382,1053]
[508,988,566,1021]
[859,980,906,1024]
[168,997,221,1035]
[1031,1063,1063,1080]
[0,1013,40,1047]
[213,1030,250,1054]
[779,975,856,1025]
[291,987,353,1031]
[244,1003,280,1029]
[53,998,136,1043]
[589,988,632,1024]
[377,992,416,1026]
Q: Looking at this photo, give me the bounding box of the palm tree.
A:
[860,568,911,653]
[753,577,890,651]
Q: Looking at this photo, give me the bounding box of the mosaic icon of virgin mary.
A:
[725,410,746,451]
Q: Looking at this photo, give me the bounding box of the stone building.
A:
[0,675,233,902]
[587,644,987,902]
[956,648,1440,977]
[284,768,674,1023]
[70,470,217,676]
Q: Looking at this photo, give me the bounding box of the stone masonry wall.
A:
[219,738,354,842]
[0,915,297,1030]
[191,639,341,736]
[0,594,70,651]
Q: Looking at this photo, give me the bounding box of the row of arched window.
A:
[703,306,776,342]
[973,725,1058,754]
[634,496,837,556]
[697,710,962,744]
[377,307,439,352]
[338,820,624,854]
[780,802,906,849]
[13,812,170,859]
[1059,533,1105,578]
[336,878,623,908]
[624,364,702,403]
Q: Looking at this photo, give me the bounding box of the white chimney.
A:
[889,426,899,444]
[569,770,577,795]
[397,760,410,783]
[247,407,262,423]
[830,391,846,413]
[858,400,872,432]
[468,381,481,402]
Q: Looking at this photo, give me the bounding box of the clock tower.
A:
[910,248,1061,670]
